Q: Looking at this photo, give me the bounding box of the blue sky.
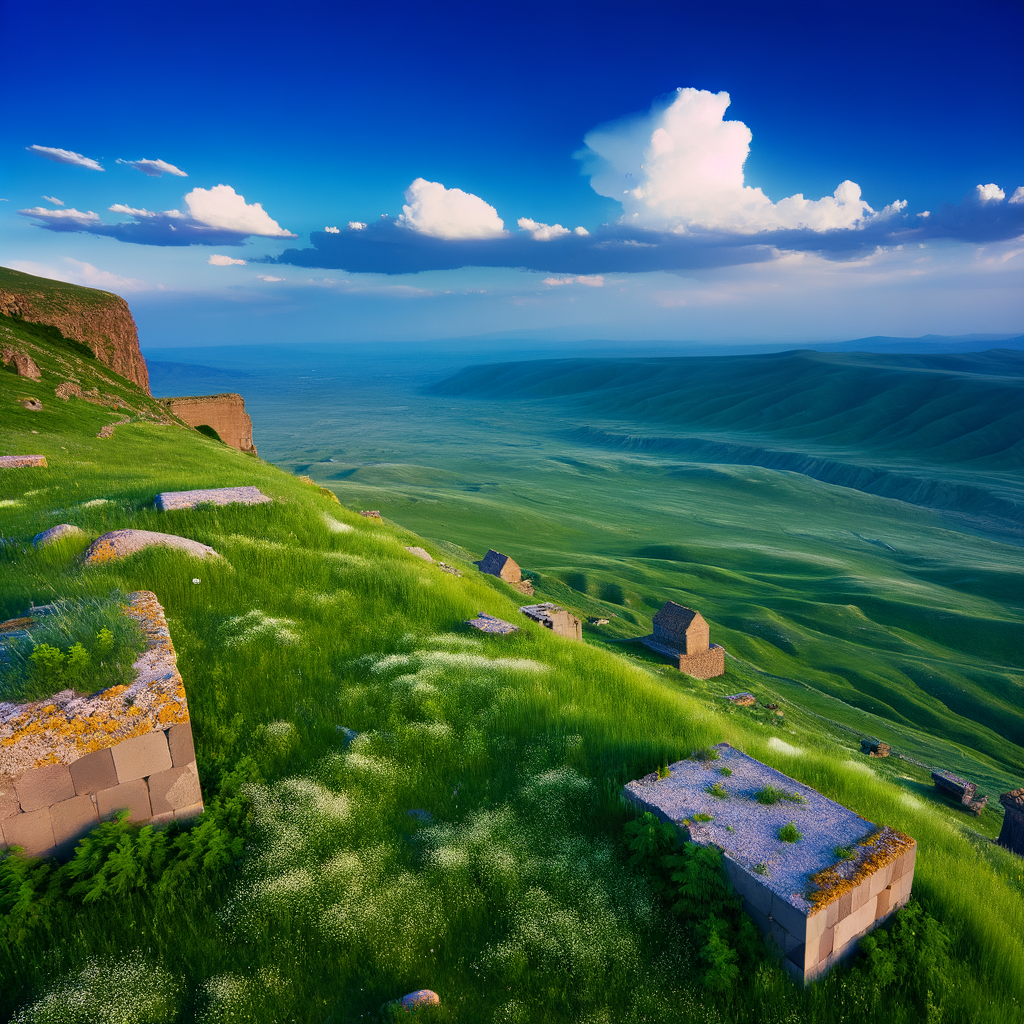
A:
[1,0,1022,348]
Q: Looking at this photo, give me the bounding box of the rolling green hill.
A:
[2,296,1024,1023]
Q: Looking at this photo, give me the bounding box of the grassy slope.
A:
[2,323,1024,1022]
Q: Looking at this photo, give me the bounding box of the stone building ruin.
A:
[931,769,988,815]
[997,789,1024,856]
[640,601,725,678]
[159,393,257,454]
[519,603,582,640]
[475,549,533,595]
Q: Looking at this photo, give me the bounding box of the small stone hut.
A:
[997,789,1024,856]
[475,549,521,583]
[641,601,725,678]
[520,603,582,640]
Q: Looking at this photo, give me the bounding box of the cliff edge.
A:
[0,266,150,394]
[159,393,258,454]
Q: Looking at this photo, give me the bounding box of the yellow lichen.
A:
[806,826,915,909]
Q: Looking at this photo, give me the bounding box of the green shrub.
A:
[693,813,713,822]
[778,822,802,843]
[707,782,729,799]
[756,785,805,805]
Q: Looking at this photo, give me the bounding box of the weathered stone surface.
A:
[0,454,47,468]
[110,730,172,783]
[83,529,219,564]
[147,763,202,816]
[997,788,1024,856]
[70,747,119,796]
[0,271,151,391]
[155,486,272,512]
[158,393,256,452]
[476,548,522,582]
[466,612,518,634]
[0,776,20,819]
[634,601,726,678]
[1,807,56,855]
[97,778,152,822]
[724,692,757,706]
[167,723,196,767]
[399,990,441,1010]
[33,523,86,548]
[20,398,42,411]
[359,510,382,518]
[1,347,42,380]
[50,794,99,848]
[15,763,76,812]
[520,603,582,640]
[860,738,890,757]
[405,546,433,562]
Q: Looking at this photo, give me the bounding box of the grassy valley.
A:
[1,295,1023,1022]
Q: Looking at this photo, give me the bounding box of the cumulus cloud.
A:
[20,184,295,246]
[975,183,1005,203]
[41,195,64,206]
[519,218,571,240]
[348,222,366,230]
[117,157,188,177]
[208,254,246,265]
[27,145,104,171]
[543,275,604,286]
[1010,187,1024,205]
[574,226,590,236]
[256,274,285,281]
[578,88,904,234]
[397,178,505,239]
[324,225,340,233]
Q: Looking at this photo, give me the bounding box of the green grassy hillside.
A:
[3,319,1024,1022]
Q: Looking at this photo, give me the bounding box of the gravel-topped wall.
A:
[624,743,916,984]
[0,591,204,857]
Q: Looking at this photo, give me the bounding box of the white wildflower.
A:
[767,737,803,757]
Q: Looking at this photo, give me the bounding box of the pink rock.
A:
[399,990,440,1010]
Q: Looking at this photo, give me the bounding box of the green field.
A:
[2,302,1024,1023]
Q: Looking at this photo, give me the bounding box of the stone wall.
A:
[998,789,1024,856]
[678,644,725,679]
[159,393,257,454]
[0,592,203,858]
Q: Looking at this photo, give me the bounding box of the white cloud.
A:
[347,221,366,231]
[518,217,570,240]
[8,257,150,292]
[1009,187,1024,205]
[574,226,590,236]
[397,178,505,239]
[109,203,186,219]
[256,274,285,282]
[41,195,64,206]
[543,275,604,287]
[976,183,1005,203]
[208,254,246,266]
[324,226,340,233]
[27,145,104,171]
[184,184,296,237]
[117,157,188,177]
[18,206,101,225]
[580,88,903,234]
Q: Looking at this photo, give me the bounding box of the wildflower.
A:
[192,578,201,584]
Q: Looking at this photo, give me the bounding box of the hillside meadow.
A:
[1,319,1023,1022]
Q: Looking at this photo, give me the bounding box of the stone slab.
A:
[155,486,272,512]
[83,529,219,564]
[97,778,152,822]
[33,524,86,548]
[69,747,119,796]
[166,722,196,767]
[0,455,47,469]
[147,763,202,816]
[50,794,99,847]
[1,807,55,855]
[466,612,518,634]
[111,729,172,783]
[0,776,20,820]
[15,763,75,812]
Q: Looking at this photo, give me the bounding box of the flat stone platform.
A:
[625,743,915,983]
[155,486,272,511]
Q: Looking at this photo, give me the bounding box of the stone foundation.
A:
[0,592,203,858]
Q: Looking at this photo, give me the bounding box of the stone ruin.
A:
[639,601,725,678]
[475,548,533,595]
[997,789,1024,856]
[0,454,47,469]
[158,393,257,454]
[465,612,518,635]
[625,743,916,984]
[0,592,204,858]
[519,603,582,640]
[155,486,272,512]
[860,738,890,758]
[931,769,988,815]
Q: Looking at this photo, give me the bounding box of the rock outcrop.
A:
[0,266,150,393]
[158,394,257,454]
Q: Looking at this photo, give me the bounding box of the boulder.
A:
[400,990,440,1010]
[83,530,220,564]
[33,524,86,548]
[19,399,42,411]
[1,347,41,380]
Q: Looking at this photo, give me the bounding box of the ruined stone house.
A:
[998,789,1024,856]
[475,549,522,582]
[640,601,725,678]
[519,603,582,640]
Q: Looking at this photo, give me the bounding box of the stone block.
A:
[725,857,773,916]
[111,730,171,783]
[50,794,99,848]
[742,898,771,938]
[786,943,807,969]
[70,747,118,796]
[147,763,202,816]
[771,893,807,940]
[889,869,914,908]
[15,763,75,812]
[818,926,835,964]
[834,896,877,951]
[0,776,20,820]
[97,779,152,822]
[875,888,891,920]
[804,907,829,951]
[838,890,853,922]
[850,877,872,913]
[868,861,892,900]
[1,808,55,856]
[166,722,196,768]
[825,899,840,930]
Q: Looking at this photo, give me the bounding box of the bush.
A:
[778,822,802,842]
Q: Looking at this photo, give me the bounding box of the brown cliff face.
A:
[159,394,257,454]
[0,266,150,394]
